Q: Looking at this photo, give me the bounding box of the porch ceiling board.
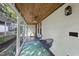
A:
[15,3,64,25]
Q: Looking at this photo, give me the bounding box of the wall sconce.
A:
[65,6,72,16]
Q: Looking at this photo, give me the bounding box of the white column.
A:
[24,25,27,42]
[4,22,7,36]
[23,24,25,42]
[27,25,29,39]
[25,25,28,41]
[16,16,20,56]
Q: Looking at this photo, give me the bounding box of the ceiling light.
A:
[65,6,72,16]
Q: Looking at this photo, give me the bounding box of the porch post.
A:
[4,22,7,36]
[16,16,20,56]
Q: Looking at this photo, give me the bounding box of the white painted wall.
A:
[42,3,79,56]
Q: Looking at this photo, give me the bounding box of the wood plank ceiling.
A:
[15,3,64,25]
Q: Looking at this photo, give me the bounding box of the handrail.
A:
[0,41,16,56]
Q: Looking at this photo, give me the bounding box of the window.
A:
[0,24,8,32]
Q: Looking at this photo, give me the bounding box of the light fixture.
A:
[32,16,38,23]
[65,6,72,16]
[32,20,37,23]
